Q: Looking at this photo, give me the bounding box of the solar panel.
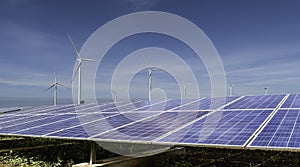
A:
[157,110,273,147]
[0,99,180,139]
[91,111,208,142]
[1,94,300,151]
[249,109,300,149]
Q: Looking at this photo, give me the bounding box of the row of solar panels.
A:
[0,94,300,151]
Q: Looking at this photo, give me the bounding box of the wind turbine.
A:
[67,34,96,105]
[147,67,160,101]
[229,83,233,97]
[45,72,69,106]
[112,90,118,102]
[264,86,269,95]
[183,82,191,97]
[142,55,160,101]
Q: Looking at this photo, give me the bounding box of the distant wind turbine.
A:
[142,55,160,101]
[45,72,69,106]
[67,34,96,104]
[183,82,191,97]
[229,83,233,97]
[112,90,118,102]
[147,67,160,101]
[264,87,269,95]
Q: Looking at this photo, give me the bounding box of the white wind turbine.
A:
[147,67,160,101]
[112,90,118,102]
[45,72,69,106]
[142,55,160,101]
[183,82,191,97]
[264,86,269,95]
[67,34,96,104]
[229,83,233,97]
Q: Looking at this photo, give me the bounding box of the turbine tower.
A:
[45,72,68,106]
[67,34,96,104]
[147,67,159,101]
[229,84,233,97]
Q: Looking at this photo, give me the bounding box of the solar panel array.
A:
[1,94,300,151]
[249,94,300,150]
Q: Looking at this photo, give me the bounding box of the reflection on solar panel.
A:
[2,94,300,151]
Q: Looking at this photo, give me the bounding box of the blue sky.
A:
[1,0,300,106]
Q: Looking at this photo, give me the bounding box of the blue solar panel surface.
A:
[92,111,208,141]
[281,94,300,109]
[225,94,285,109]
[158,110,272,146]
[1,94,300,151]
[177,96,238,110]
[249,109,300,149]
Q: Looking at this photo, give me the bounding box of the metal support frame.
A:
[90,142,96,164]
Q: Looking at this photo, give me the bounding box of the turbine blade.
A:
[58,83,70,89]
[54,71,57,82]
[82,58,97,62]
[44,84,55,92]
[67,33,81,59]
